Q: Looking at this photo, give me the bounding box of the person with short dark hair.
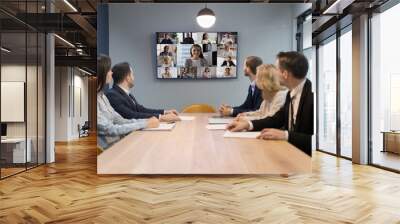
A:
[182,32,194,44]
[97,55,159,150]
[219,56,264,117]
[106,62,180,122]
[227,51,314,156]
[160,33,173,44]
[160,45,173,57]
[221,56,236,67]
[161,66,172,78]
[224,67,232,76]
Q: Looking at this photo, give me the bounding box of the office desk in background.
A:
[97,114,311,175]
[1,138,32,165]
[382,131,400,154]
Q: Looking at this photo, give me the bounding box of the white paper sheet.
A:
[142,123,176,131]
[208,117,234,124]
[223,131,261,139]
[179,116,196,121]
[206,124,227,130]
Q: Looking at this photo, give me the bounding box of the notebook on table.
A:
[208,117,234,124]
[223,131,261,139]
[142,123,176,131]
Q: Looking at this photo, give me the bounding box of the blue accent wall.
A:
[108,3,300,110]
[97,3,109,55]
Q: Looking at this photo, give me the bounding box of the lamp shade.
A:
[196,7,216,28]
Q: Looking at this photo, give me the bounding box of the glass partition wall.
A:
[339,28,352,159]
[0,2,46,179]
[317,36,337,155]
[316,26,353,159]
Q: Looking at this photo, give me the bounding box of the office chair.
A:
[182,104,216,113]
[78,121,90,138]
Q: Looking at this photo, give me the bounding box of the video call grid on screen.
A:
[156,32,238,80]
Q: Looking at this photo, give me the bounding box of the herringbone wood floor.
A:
[1,135,400,224]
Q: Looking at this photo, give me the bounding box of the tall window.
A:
[318,37,337,154]
[370,3,400,171]
[339,29,352,158]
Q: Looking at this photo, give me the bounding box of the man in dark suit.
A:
[106,62,180,122]
[219,56,263,117]
[227,51,313,156]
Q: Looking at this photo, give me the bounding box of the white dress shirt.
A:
[250,80,256,96]
[288,79,306,129]
[119,85,131,96]
[247,79,306,140]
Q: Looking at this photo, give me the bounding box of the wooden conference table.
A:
[97,113,311,174]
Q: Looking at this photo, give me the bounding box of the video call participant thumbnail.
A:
[185,44,209,68]
[161,67,172,78]
[160,33,173,44]
[221,56,236,67]
[160,45,173,57]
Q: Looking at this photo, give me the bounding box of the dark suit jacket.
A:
[221,61,236,67]
[160,39,173,44]
[251,79,314,156]
[232,85,263,117]
[105,85,164,119]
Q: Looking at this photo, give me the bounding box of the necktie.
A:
[250,84,255,96]
[128,94,136,106]
[289,95,295,131]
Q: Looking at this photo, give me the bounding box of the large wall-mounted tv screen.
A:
[156,32,238,79]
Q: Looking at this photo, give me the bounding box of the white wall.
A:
[54,67,89,141]
[1,64,46,164]
[1,65,39,138]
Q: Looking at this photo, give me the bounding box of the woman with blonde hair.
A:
[238,64,287,120]
[161,56,173,67]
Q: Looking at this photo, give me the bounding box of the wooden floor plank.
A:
[0,135,400,223]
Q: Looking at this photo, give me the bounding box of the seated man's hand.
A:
[237,112,246,118]
[226,119,250,132]
[146,117,160,128]
[165,109,179,115]
[160,113,181,122]
[234,116,249,122]
[257,128,287,140]
[218,104,232,117]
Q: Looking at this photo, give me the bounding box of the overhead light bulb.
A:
[196,6,216,29]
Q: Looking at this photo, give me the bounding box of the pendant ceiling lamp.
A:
[196,3,216,28]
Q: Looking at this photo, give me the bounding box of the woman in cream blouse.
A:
[238,64,287,120]
[97,55,159,150]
